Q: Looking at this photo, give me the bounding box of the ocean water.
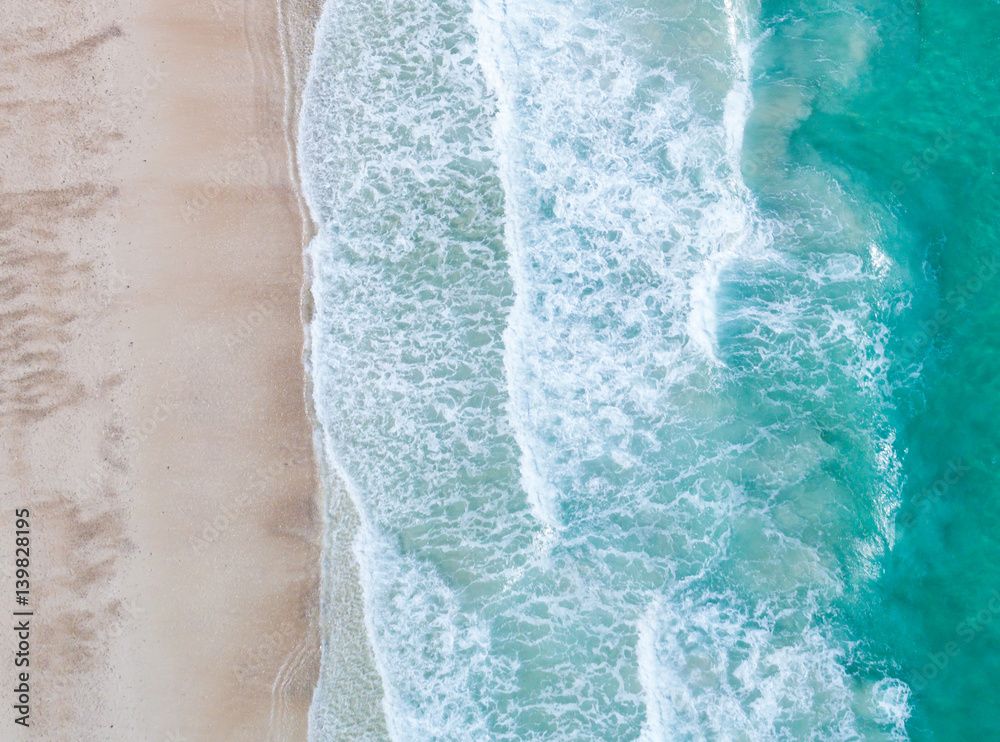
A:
[298,0,1000,739]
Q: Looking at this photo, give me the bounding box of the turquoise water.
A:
[299,0,1000,739]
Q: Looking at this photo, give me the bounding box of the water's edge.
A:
[295,0,393,738]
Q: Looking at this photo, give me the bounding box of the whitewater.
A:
[296,0,941,739]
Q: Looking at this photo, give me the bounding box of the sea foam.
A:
[300,0,915,737]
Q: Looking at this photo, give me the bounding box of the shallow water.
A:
[300,0,1000,738]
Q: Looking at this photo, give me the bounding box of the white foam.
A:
[870,678,912,741]
[469,0,915,737]
[300,0,534,736]
[685,0,760,364]
[638,590,911,742]
[299,0,917,736]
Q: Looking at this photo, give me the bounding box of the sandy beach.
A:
[0,0,326,738]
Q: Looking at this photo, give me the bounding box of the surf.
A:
[298,0,929,738]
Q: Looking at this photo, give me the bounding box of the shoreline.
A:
[119,0,329,738]
[0,0,332,738]
[292,1,392,738]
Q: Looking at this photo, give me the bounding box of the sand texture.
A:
[0,0,326,739]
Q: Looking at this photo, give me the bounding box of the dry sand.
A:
[0,0,330,739]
